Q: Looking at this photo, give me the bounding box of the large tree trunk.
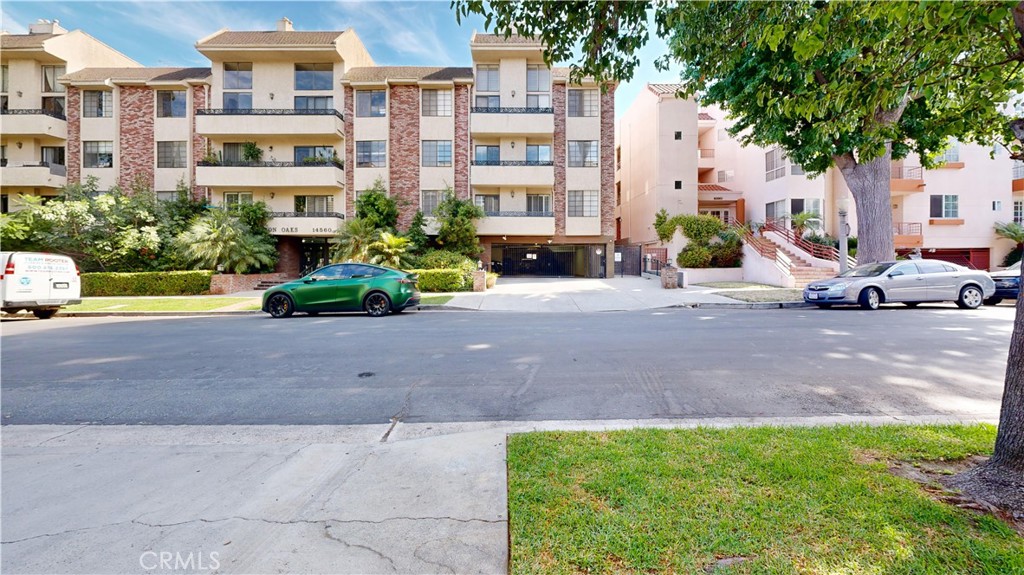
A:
[834,148,895,264]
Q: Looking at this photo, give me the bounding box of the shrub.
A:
[407,268,465,292]
[1003,246,1022,267]
[356,179,399,232]
[82,271,213,296]
[418,249,473,269]
[677,245,712,268]
[486,272,498,289]
[708,242,744,267]
[679,214,725,245]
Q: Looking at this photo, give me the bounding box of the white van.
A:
[0,252,81,319]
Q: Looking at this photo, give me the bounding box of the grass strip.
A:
[694,282,777,289]
[421,295,454,305]
[65,298,254,312]
[718,288,804,303]
[508,424,1021,575]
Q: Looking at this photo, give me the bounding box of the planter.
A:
[681,267,744,285]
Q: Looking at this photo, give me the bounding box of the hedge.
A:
[407,268,466,292]
[82,271,214,296]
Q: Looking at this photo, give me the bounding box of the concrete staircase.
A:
[758,236,836,288]
[254,279,291,291]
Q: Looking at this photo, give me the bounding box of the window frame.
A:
[421,140,453,167]
[294,63,333,91]
[294,146,335,164]
[224,192,253,207]
[765,147,786,181]
[567,140,599,167]
[526,194,551,214]
[356,90,386,117]
[421,189,442,217]
[82,90,113,118]
[223,63,253,90]
[294,96,333,110]
[156,90,187,118]
[476,65,499,92]
[294,195,335,213]
[156,141,187,168]
[526,144,551,163]
[82,141,113,168]
[567,190,599,217]
[567,89,598,117]
[421,89,452,117]
[355,140,387,168]
[41,65,66,93]
[929,194,959,219]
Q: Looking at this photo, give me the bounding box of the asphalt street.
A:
[2,306,1014,425]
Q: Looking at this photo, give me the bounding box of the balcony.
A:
[893,222,923,249]
[0,109,67,141]
[471,107,554,136]
[1013,162,1024,193]
[471,160,555,187]
[196,161,344,188]
[266,212,345,237]
[475,211,555,236]
[196,109,344,138]
[698,148,715,170]
[0,162,67,189]
[890,165,925,194]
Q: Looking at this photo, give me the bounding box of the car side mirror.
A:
[305,276,320,283]
[888,271,903,278]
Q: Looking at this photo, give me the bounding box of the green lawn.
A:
[421,295,453,305]
[718,288,804,303]
[508,424,1021,575]
[65,298,255,312]
[695,282,777,289]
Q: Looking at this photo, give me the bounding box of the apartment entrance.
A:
[490,244,604,277]
[300,238,330,276]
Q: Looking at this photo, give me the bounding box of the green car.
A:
[262,263,420,318]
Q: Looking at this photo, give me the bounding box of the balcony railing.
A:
[199,160,343,169]
[891,166,923,179]
[0,108,67,121]
[270,212,344,219]
[198,108,343,120]
[698,148,715,158]
[471,160,554,166]
[471,107,554,114]
[892,222,923,235]
[1013,162,1024,179]
[482,211,554,217]
[3,161,67,176]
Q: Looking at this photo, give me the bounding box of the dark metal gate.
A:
[492,245,604,277]
[614,245,642,276]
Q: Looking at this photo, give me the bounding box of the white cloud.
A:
[328,0,457,65]
[100,1,266,44]
[1,8,29,34]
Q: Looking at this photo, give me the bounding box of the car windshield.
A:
[838,263,893,278]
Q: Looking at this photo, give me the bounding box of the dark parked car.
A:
[262,263,420,318]
[986,261,1020,305]
[803,259,995,310]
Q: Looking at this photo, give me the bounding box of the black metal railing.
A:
[482,211,554,217]
[270,212,345,218]
[198,160,343,169]
[471,160,554,167]
[471,107,554,114]
[1,108,67,120]
[197,108,344,120]
[644,257,666,276]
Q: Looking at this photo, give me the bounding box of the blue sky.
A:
[1,1,679,118]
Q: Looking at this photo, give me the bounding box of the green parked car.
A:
[262,263,420,318]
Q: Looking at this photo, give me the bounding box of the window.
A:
[1,65,8,93]
[294,63,332,90]
[422,140,452,167]
[475,94,499,108]
[1015,200,1023,224]
[527,194,551,214]
[568,141,599,167]
[223,143,244,164]
[790,163,805,176]
[526,144,551,163]
[156,191,179,202]
[476,65,499,92]
[615,182,621,206]
[223,92,252,110]
[674,131,682,140]
[526,65,550,108]
[474,194,500,213]
[765,147,785,181]
[224,63,253,90]
[718,170,734,182]
[421,190,443,216]
[41,66,65,93]
[82,91,113,118]
[83,141,113,168]
[1015,160,1024,180]
[295,195,334,213]
[1,96,7,113]
[157,90,187,118]
[674,181,682,190]
[42,96,65,116]
[765,199,785,221]
[294,96,333,110]
[567,89,598,117]
[791,198,821,216]
[356,90,386,117]
[356,141,386,167]
[157,141,187,168]
[567,190,599,217]
[41,146,65,166]
[993,200,1003,211]
[422,89,452,116]
[295,146,334,164]
[939,141,960,163]
[224,192,253,207]
[475,145,499,165]
[930,194,959,218]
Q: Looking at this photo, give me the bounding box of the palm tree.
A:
[994,221,1024,266]
[368,231,412,269]
[175,208,276,273]
[330,218,377,263]
[790,211,821,238]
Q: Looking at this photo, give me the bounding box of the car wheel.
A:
[903,302,920,308]
[956,285,983,309]
[32,309,57,319]
[859,287,881,310]
[364,292,391,317]
[266,293,294,318]
[984,297,1003,306]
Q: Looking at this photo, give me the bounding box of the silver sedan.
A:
[803,260,996,310]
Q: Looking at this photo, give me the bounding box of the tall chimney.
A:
[277,18,293,32]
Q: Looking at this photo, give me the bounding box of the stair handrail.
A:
[762,220,840,263]
[741,226,794,274]
[644,256,666,276]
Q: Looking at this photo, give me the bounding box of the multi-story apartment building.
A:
[0,19,139,210]
[618,84,1017,271]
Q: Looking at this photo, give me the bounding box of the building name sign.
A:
[266,217,342,237]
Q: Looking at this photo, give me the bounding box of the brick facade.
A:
[66,88,81,183]
[117,86,155,190]
[344,86,356,219]
[274,236,301,276]
[388,85,420,230]
[600,87,616,238]
[190,85,208,200]
[454,84,471,200]
[553,84,567,236]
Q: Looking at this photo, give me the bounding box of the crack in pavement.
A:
[380,379,425,442]
[324,522,398,571]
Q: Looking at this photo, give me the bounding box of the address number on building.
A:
[312,227,338,233]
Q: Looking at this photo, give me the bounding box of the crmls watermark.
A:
[139,551,220,571]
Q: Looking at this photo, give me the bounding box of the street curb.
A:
[662,301,813,310]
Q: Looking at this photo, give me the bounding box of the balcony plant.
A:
[241,142,263,164]
[200,151,220,166]
[330,151,343,169]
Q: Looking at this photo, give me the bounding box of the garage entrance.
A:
[489,244,604,277]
